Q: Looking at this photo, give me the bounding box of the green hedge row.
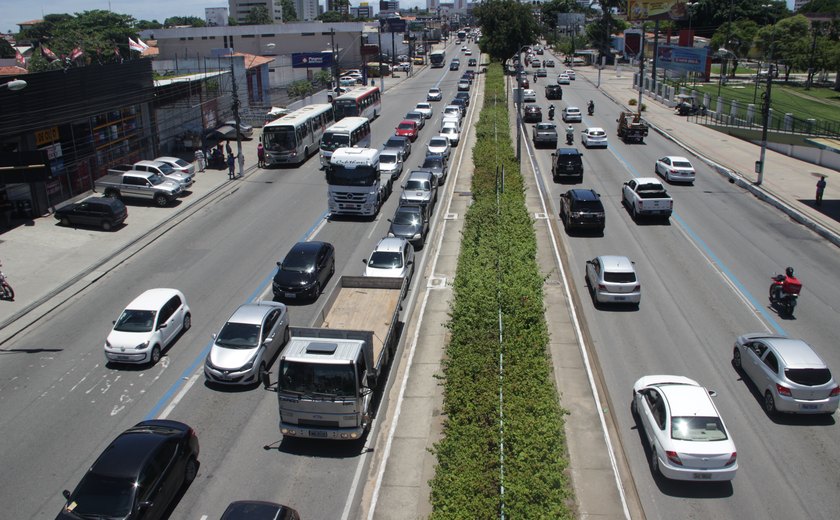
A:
[429,63,573,519]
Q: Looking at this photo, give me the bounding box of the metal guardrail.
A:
[688,110,840,139]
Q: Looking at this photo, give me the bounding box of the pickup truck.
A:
[95,170,182,207]
[616,111,649,143]
[532,122,558,148]
[621,177,673,219]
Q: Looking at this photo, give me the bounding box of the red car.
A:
[395,120,419,141]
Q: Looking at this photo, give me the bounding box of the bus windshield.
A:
[264,127,297,152]
[334,100,359,119]
[327,164,378,186]
[321,132,350,151]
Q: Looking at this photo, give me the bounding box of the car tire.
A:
[258,361,267,382]
[631,397,639,418]
[154,194,169,207]
[283,326,291,345]
[183,456,198,486]
[60,217,71,227]
[183,313,192,332]
[732,347,742,370]
[101,220,113,231]
[150,345,161,366]
[650,448,660,477]
[764,391,778,415]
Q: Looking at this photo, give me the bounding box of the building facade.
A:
[228,0,284,24]
[294,0,320,21]
[205,7,229,26]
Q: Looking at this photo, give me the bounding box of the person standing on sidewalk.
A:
[194,147,205,172]
[257,143,265,168]
[227,153,236,179]
[816,176,827,206]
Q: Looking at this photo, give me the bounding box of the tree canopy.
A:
[281,0,298,22]
[474,0,539,62]
[244,6,273,25]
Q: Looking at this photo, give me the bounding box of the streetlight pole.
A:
[330,28,341,98]
[756,5,777,185]
[716,0,736,99]
[686,2,698,87]
[0,79,27,91]
[229,59,244,177]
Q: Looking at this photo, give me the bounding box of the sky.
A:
[5,0,798,34]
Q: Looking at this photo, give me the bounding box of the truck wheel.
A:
[154,194,169,207]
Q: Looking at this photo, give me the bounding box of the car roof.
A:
[658,384,718,417]
[407,170,433,181]
[134,159,167,167]
[586,127,605,132]
[597,255,635,272]
[568,189,599,201]
[127,288,182,310]
[375,237,408,252]
[556,147,582,155]
[429,136,449,143]
[763,337,827,368]
[76,196,124,208]
[228,301,284,325]
[565,106,580,111]
[387,135,408,143]
[664,156,691,162]
[91,422,186,479]
[155,156,185,163]
[285,241,326,258]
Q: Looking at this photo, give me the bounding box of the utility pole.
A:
[330,28,340,98]
[230,58,244,177]
[651,20,660,92]
[637,34,645,114]
[756,29,775,186]
[377,24,384,91]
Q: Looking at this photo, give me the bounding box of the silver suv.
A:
[400,170,437,210]
[134,160,194,190]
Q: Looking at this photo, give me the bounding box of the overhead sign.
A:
[657,45,708,73]
[291,52,334,68]
[380,17,407,33]
[628,0,689,21]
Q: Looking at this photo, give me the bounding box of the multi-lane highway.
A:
[524,49,840,520]
[0,40,481,519]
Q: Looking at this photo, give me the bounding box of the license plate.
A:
[114,355,129,360]
[614,296,626,301]
[285,292,296,299]
[693,473,712,480]
[310,430,327,438]
[802,404,819,410]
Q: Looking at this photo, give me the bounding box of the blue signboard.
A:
[657,45,708,74]
[292,52,334,68]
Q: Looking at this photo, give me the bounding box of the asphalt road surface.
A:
[526,49,840,520]
[0,40,479,519]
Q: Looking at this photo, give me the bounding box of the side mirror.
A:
[708,390,718,397]
[387,218,393,223]
[360,386,373,396]
[276,261,282,267]
[158,323,167,330]
[362,258,368,265]
[62,490,71,500]
[211,333,217,340]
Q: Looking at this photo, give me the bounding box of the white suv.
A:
[363,237,416,283]
[105,288,191,365]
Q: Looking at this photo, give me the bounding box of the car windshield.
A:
[603,272,636,283]
[393,210,421,226]
[69,474,135,517]
[148,173,166,185]
[429,89,440,94]
[536,124,555,131]
[380,153,398,165]
[369,251,403,269]
[114,309,156,333]
[423,158,443,168]
[398,122,415,130]
[785,368,832,386]
[405,179,430,191]
[215,322,261,349]
[406,113,421,120]
[279,360,356,398]
[673,161,693,168]
[281,252,315,273]
[385,138,404,149]
[156,163,175,175]
[671,416,728,441]
[430,138,448,148]
[417,104,430,110]
[264,127,297,152]
[172,159,190,168]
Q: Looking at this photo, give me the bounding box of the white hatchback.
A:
[105,288,191,365]
[655,156,696,183]
[557,74,571,85]
[581,127,608,148]
[632,375,738,482]
[585,255,641,306]
[522,89,537,103]
[440,125,460,147]
[363,237,416,283]
[415,102,433,119]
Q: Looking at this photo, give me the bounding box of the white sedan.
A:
[562,106,582,123]
[557,74,571,85]
[522,89,537,103]
[581,127,608,148]
[440,126,460,147]
[655,156,696,183]
[564,69,576,80]
[415,102,433,119]
[632,375,738,482]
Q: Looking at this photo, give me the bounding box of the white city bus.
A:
[262,103,335,166]
[319,117,372,168]
[333,86,381,122]
[327,147,391,217]
[429,50,446,68]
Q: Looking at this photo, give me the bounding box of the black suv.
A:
[559,189,605,234]
[545,84,563,100]
[54,196,127,231]
[523,104,542,123]
[551,147,584,182]
[455,91,470,107]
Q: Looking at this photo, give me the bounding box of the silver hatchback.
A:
[205,301,289,386]
[733,334,839,415]
[585,255,641,306]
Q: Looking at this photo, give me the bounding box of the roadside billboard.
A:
[628,1,690,21]
[291,52,333,68]
[656,44,708,73]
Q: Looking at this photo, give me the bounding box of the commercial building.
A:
[228,0,284,24]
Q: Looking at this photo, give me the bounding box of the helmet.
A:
[785,266,794,277]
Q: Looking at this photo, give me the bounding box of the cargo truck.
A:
[271,276,406,440]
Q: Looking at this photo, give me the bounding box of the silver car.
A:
[379,151,404,180]
[363,237,416,284]
[733,334,840,415]
[426,136,451,160]
[655,156,696,183]
[205,301,289,386]
[155,156,196,176]
[585,255,641,306]
[400,170,437,209]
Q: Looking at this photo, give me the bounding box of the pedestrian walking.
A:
[257,143,265,168]
[227,153,236,179]
[225,141,233,156]
[816,175,827,206]
[194,147,205,172]
[237,153,245,178]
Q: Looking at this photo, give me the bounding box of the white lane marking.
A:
[158,370,203,420]
[363,64,480,520]
[521,97,631,519]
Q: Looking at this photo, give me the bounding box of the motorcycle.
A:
[0,267,14,301]
[548,106,555,121]
[587,104,595,116]
[769,275,800,317]
[565,132,574,145]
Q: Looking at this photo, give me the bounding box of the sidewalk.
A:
[576,66,840,247]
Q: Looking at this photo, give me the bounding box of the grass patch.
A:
[681,83,840,123]
[429,63,573,519]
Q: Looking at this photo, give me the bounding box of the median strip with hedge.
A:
[429,63,573,519]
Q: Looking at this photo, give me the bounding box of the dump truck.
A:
[617,111,649,143]
[272,276,406,440]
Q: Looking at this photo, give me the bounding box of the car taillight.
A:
[633,285,641,292]
[725,452,737,466]
[598,284,606,291]
[829,386,840,397]
[777,384,792,396]
[666,451,683,466]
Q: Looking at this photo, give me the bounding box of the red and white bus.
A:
[333,86,381,122]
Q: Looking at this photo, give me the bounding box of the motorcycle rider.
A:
[587,100,595,115]
[772,266,801,301]
[533,72,538,83]
[565,124,574,144]
[548,104,555,120]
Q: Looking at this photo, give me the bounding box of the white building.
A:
[228,0,283,24]
[294,0,320,21]
[205,7,229,27]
